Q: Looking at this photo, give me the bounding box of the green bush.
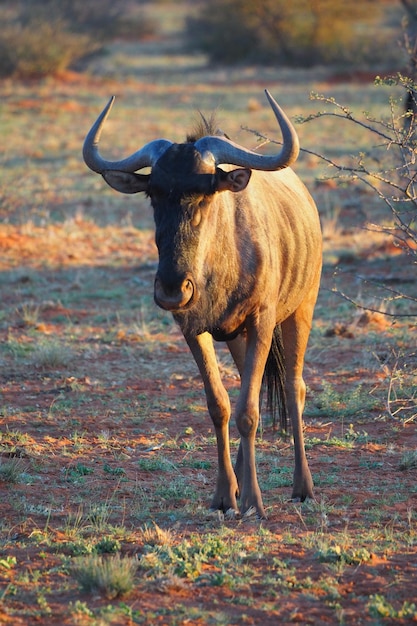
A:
[186,0,401,68]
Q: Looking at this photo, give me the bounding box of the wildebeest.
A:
[83,90,322,519]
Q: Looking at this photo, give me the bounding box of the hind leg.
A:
[281,289,318,501]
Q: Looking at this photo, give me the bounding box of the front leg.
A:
[185,332,239,514]
[233,317,276,519]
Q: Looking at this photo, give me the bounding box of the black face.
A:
[147,144,219,313]
[98,142,252,332]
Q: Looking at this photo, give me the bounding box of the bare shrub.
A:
[247,75,417,317]
[302,77,416,316]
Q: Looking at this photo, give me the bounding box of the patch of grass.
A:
[137,455,177,472]
[86,502,113,533]
[29,338,74,369]
[0,458,25,483]
[66,463,94,480]
[71,553,138,599]
[0,428,31,445]
[315,541,372,566]
[68,600,94,620]
[367,594,417,620]
[399,449,417,471]
[261,464,292,489]
[140,531,235,582]
[103,463,127,477]
[304,422,371,450]
[180,458,212,469]
[94,537,121,555]
[3,335,34,359]
[66,540,94,557]
[306,381,379,420]
[0,555,17,570]
[304,435,355,450]
[16,303,40,327]
[154,477,199,503]
[140,522,175,547]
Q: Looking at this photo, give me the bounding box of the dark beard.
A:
[173,283,232,339]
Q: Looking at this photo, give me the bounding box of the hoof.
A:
[242,506,267,521]
[225,507,240,520]
[290,494,315,504]
[207,509,224,522]
[242,506,257,519]
[207,507,240,522]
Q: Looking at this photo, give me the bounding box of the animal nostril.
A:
[154,274,196,311]
[181,277,194,300]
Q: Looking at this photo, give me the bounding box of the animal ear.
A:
[102,170,150,194]
[217,168,251,193]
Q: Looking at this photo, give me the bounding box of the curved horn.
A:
[83,96,172,174]
[194,90,299,171]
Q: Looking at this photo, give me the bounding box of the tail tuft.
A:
[264,325,288,433]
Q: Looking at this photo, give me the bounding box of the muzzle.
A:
[154,273,198,312]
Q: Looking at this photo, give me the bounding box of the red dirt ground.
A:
[0,218,416,624]
[0,80,416,622]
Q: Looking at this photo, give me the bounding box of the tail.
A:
[263,325,288,433]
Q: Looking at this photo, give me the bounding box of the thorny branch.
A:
[244,75,417,318]
[382,349,417,424]
[327,278,417,317]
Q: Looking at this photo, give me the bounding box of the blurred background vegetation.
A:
[186,0,402,68]
[0,0,413,79]
[0,0,157,78]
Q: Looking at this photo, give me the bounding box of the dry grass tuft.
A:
[71,553,138,598]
